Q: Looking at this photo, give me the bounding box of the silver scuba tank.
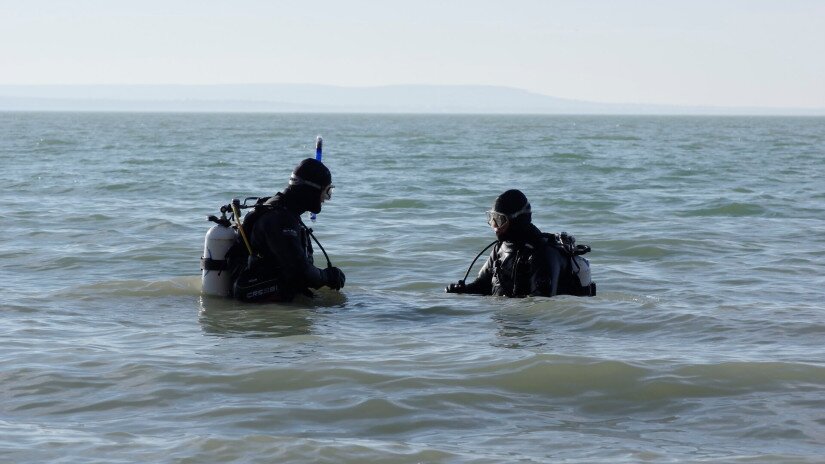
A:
[201,222,238,296]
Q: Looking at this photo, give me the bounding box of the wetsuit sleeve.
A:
[256,214,326,290]
[463,253,494,295]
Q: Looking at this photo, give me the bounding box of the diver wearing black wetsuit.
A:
[236,158,345,302]
[446,189,586,298]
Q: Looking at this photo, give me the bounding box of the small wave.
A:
[522,303,702,335]
[124,158,169,166]
[0,250,35,260]
[679,202,767,217]
[772,141,811,148]
[673,361,825,389]
[143,435,459,464]
[55,276,202,299]
[577,135,642,141]
[414,304,477,316]
[36,138,77,146]
[99,181,146,192]
[552,152,587,160]
[611,243,679,258]
[455,355,650,396]
[373,199,428,209]
[454,355,825,399]
[0,303,40,313]
[595,238,689,258]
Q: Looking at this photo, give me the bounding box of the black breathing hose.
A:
[306,228,333,269]
[461,240,499,284]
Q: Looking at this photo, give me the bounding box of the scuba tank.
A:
[200,204,238,297]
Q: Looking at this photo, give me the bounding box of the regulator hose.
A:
[461,240,499,285]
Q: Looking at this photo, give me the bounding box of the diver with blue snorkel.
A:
[201,139,345,302]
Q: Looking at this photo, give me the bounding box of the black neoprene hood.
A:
[493,189,530,216]
[292,158,331,189]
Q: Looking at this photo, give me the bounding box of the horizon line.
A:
[1,83,823,114]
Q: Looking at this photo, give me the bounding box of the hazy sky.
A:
[2,0,823,108]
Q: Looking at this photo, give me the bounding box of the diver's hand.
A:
[445,281,466,294]
[323,267,346,291]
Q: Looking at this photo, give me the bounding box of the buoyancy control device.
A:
[544,232,597,296]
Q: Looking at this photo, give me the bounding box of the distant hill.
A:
[0,84,822,115]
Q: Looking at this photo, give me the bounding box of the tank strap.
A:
[200,257,226,272]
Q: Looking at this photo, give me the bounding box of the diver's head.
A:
[486,189,531,239]
[285,158,333,214]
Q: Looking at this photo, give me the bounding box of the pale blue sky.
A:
[2,0,823,108]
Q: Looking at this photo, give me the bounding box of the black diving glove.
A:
[323,266,346,291]
[445,281,466,294]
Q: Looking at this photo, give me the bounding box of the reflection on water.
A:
[197,289,347,338]
[197,298,316,339]
[491,311,546,349]
[199,302,313,339]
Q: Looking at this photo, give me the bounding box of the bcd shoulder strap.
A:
[240,197,276,243]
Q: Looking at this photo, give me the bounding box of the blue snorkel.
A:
[310,135,323,222]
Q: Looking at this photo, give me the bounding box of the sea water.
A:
[1,112,824,463]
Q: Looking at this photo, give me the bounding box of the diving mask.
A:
[289,174,335,201]
[486,202,531,229]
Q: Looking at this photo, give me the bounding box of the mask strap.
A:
[289,174,326,191]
